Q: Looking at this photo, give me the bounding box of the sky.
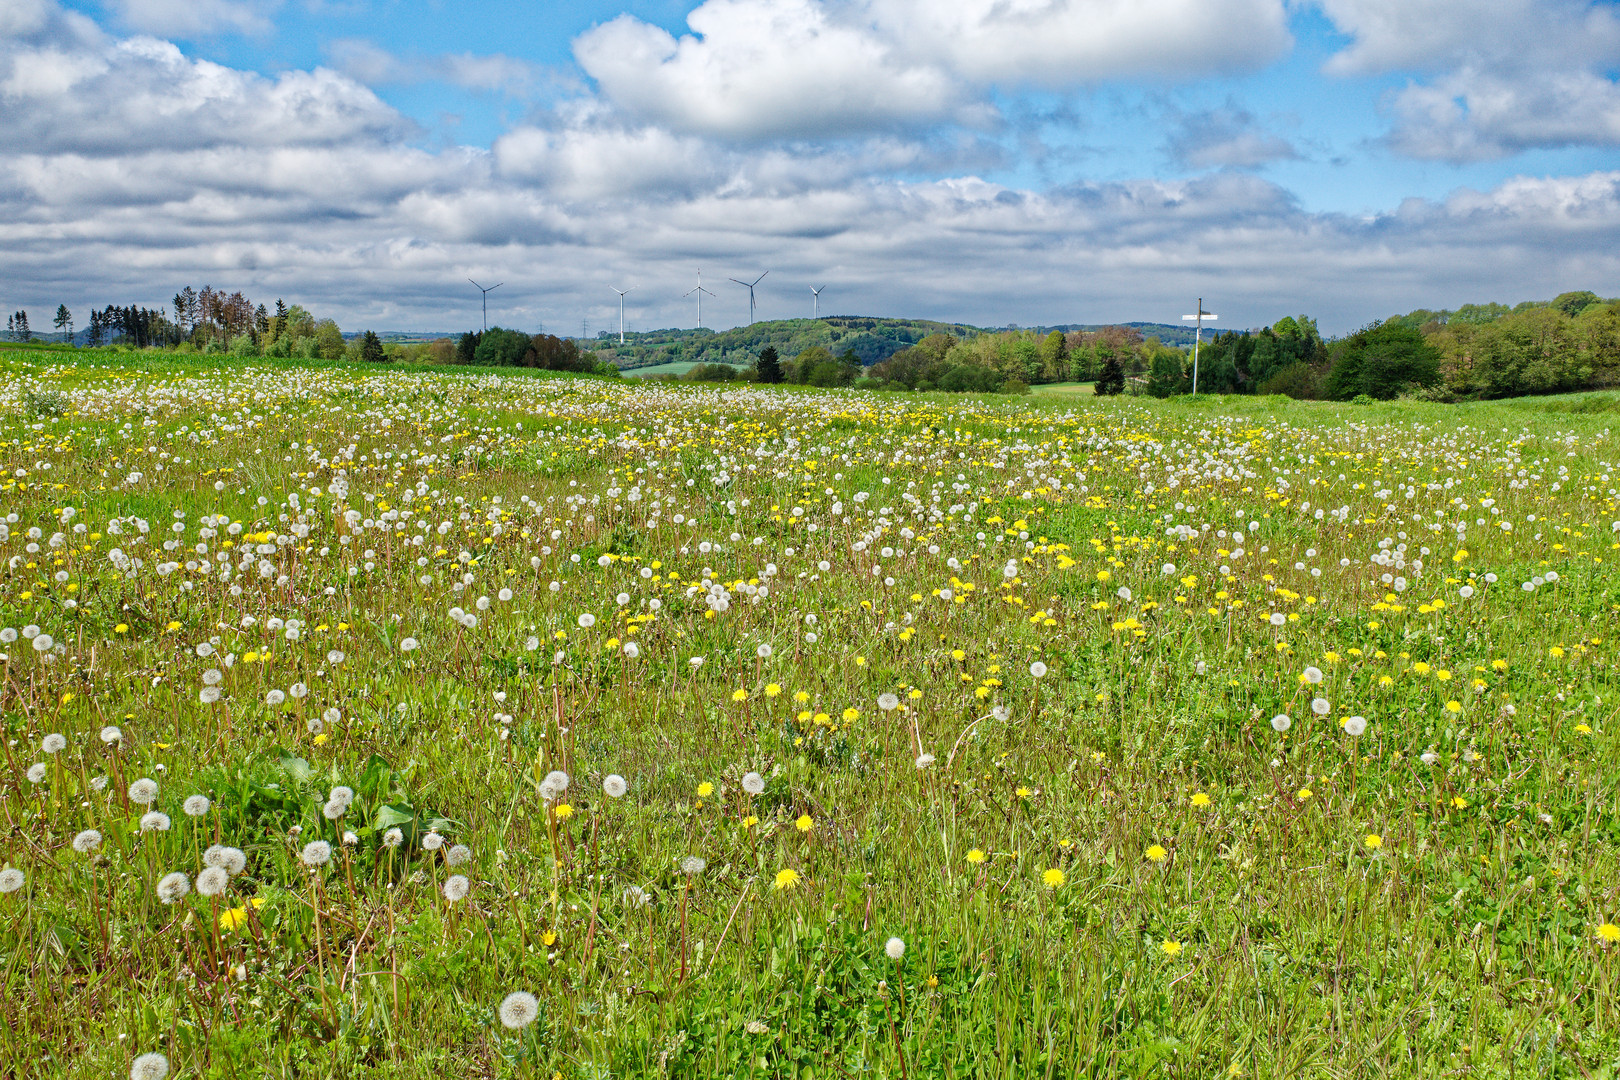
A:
[4,0,1620,337]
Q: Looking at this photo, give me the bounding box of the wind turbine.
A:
[611,286,633,345]
[729,270,769,325]
[1181,299,1218,395]
[683,270,715,330]
[468,278,502,331]
[810,285,825,319]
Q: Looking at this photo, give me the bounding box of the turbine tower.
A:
[611,286,633,345]
[683,270,715,330]
[729,270,769,325]
[468,278,502,331]
[810,284,825,319]
[1181,299,1218,395]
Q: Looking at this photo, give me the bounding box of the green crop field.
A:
[1,350,1618,1078]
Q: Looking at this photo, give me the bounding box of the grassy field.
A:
[1,351,1618,1078]
[1029,381,1098,396]
[620,360,750,378]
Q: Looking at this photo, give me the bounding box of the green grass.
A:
[0,354,1618,1078]
[1028,381,1097,396]
[621,360,750,378]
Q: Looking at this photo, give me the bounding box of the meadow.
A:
[0,349,1617,1079]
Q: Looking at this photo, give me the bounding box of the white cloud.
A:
[1316,0,1620,74]
[327,38,548,96]
[574,0,1292,139]
[1386,67,1620,162]
[104,0,281,37]
[1164,104,1299,169]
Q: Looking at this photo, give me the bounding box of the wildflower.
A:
[1042,867,1065,889]
[697,782,714,798]
[72,829,102,854]
[300,840,333,867]
[26,763,45,784]
[1191,792,1211,807]
[156,871,190,904]
[885,937,905,959]
[140,811,171,832]
[1598,923,1620,944]
[422,831,445,851]
[1146,844,1168,862]
[1451,796,1469,809]
[1297,788,1313,800]
[1364,834,1383,850]
[731,688,748,702]
[383,828,404,848]
[399,637,419,652]
[623,885,650,908]
[443,875,470,902]
[447,844,472,867]
[966,849,987,864]
[1310,698,1331,716]
[183,795,211,817]
[499,991,540,1029]
[877,693,900,711]
[915,753,936,769]
[130,1052,170,1080]
[795,814,813,833]
[681,856,707,876]
[1301,666,1323,685]
[577,613,596,629]
[196,867,229,897]
[1270,714,1291,733]
[100,726,122,744]
[1343,716,1367,737]
[128,777,159,805]
[0,867,24,894]
[774,867,802,890]
[219,906,248,931]
[554,803,574,820]
[41,733,65,754]
[741,772,765,795]
[1420,751,1439,766]
[1161,939,1183,958]
[1029,661,1048,678]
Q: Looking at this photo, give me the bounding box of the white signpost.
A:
[1181,300,1217,395]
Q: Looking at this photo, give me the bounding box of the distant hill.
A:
[592,316,1201,370]
[1383,290,1618,332]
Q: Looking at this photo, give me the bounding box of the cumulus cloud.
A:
[327,38,549,97]
[1164,104,1299,169]
[574,0,1292,139]
[1316,0,1620,160]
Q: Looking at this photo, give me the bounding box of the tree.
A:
[1324,322,1441,400]
[474,327,531,367]
[253,304,270,343]
[1038,330,1069,382]
[54,305,73,344]
[272,298,289,342]
[457,331,481,365]
[1145,349,1184,397]
[10,311,30,342]
[756,345,782,384]
[1095,352,1125,395]
[312,319,346,360]
[359,330,387,363]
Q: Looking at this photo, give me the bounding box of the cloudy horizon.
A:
[3,0,1620,338]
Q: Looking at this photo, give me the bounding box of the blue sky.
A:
[4,0,1620,336]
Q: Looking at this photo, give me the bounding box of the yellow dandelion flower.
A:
[1598,923,1620,944]
[1161,939,1183,958]
[773,867,802,890]
[731,688,748,702]
[795,814,813,832]
[966,849,987,865]
[1191,792,1211,807]
[1042,867,1065,889]
[697,782,714,798]
[1297,787,1313,801]
[219,906,248,932]
[765,683,782,697]
[1146,844,1168,862]
[1364,834,1382,850]
[554,803,573,819]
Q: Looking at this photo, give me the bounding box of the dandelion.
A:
[681,856,707,876]
[741,772,765,795]
[1191,792,1211,807]
[554,803,574,819]
[0,867,25,893]
[421,831,445,851]
[72,829,102,854]
[1161,940,1183,958]
[100,726,122,744]
[623,885,650,908]
[696,781,714,798]
[1302,666,1323,684]
[499,991,540,1029]
[1598,923,1620,944]
[300,840,332,867]
[1310,697,1331,716]
[795,814,814,833]
[446,844,471,867]
[877,693,900,711]
[140,811,171,832]
[196,867,229,897]
[1270,714,1292,733]
[915,753,936,769]
[156,872,190,904]
[603,774,628,798]
[966,849,987,865]
[577,613,596,629]
[1420,751,1439,766]
[1343,715,1368,737]
[773,867,802,890]
[885,937,906,959]
[183,794,211,817]
[1364,834,1383,850]
[383,828,404,848]
[41,733,65,754]
[130,1052,170,1080]
[128,777,159,805]
[26,763,46,784]
[1029,661,1048,678]
[219,906,248,932]
[1042,867,1065,889]
[443,875,470,902]
[1146,844,1168,862]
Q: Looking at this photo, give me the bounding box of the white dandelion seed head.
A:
[877,693,900,712]
[885,936,906,960]
[72,829,102,854]
[498,990,539,1029]
[183,794,211,817]
[756,643,772,659]
[264,689,286,706]
[622,641,639,659]
[1269,613,1286,627]
[1029,662,1048,679]
[1302,667,1323,685]
[100,726,122,744]
[991,705,1010,722]
[543,770,570,794]
[129,777,159,805]
[130,1051,170,1080]
[421,831,445,851]
[603,774,628,798]
[741,772,765,795]
[195,866,229,897]
[31,634,53,652]
[1343,715,1368,737]
[322,800,346,821]
[447,844,472,867]
[26,763,46,784]
[222,847,248,876]
[383,828,404,848]
[300,840,332,867]
[203,844,229,868]
[1310,697,1331,716]
[577,613,596,629]
[1421,751,1439,766]
[399,637,419,652]
[41,733,66,754]
[322,707,341,725]
[915,753,936,769]
[0,867,25,893]
[156,871,190,904]
[1270,714,1292,733]
[681,856,706,876]
[343,830,358,845]
[329,786,354,807]
[443,874,470,902]
[140,811,171,833]
[199,687,221,704]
